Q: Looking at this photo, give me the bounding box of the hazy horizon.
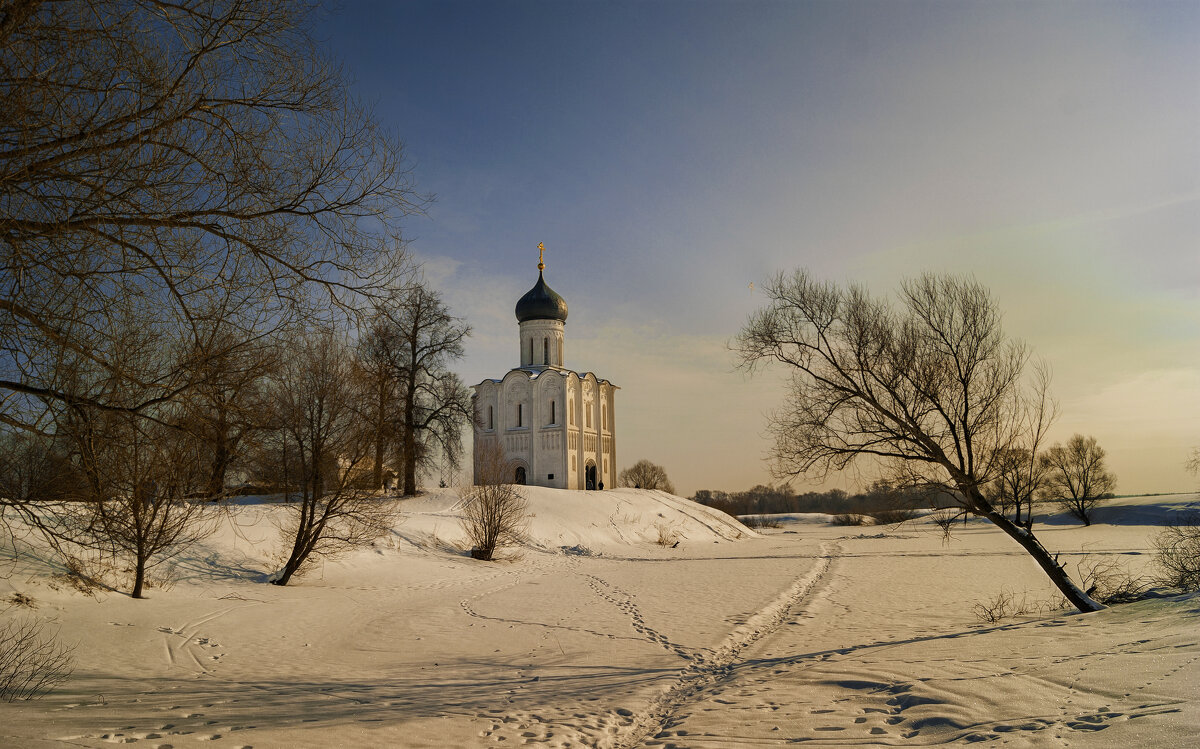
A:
[322,1,1199,497]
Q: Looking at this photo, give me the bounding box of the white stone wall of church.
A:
[533,374,567,488]
[471,342,614,491]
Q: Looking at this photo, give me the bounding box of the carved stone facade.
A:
[471,257,617,490]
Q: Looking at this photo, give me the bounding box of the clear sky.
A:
[320,0,1200,497]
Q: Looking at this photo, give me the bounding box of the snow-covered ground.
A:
[1,488,1197,747]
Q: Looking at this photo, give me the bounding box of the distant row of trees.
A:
[0,1,471,597]
[692,480,948,518]
[696,432,1118,527]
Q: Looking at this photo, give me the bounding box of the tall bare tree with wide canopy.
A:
[1040,434,1117,526]
[618,459,676,494]
[0,0,421,435]
[390,286,472,496]
[735,270,1104,613]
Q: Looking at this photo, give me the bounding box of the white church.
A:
[471,245,617,490]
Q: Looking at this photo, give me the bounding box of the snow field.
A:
[0,490,1196,747]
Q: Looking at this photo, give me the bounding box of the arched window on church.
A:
[517,403,523,427]
[528,338,533,366]
[543,337,549,365]
[602,402,606,430]
[586,403,592,428]
[488,405,493,430]
[569,400,575,425]
[558,338,563,365]
[550,400,556,425]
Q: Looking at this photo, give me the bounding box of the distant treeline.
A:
[691,481,953,517]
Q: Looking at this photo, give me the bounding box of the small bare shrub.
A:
[0,616,75,701]
[871,508,917,525]
[462,442,528,561]
[1154,512,1200,592]
[50,556,104,597]
[654,521,681,546]
[1076,555,1151,604]
[931,508,966,543]
[741,515,781,529]
[7,594,35,609]
[972,588,1060,623]
[973,588,1024,623]
[832,513,868,526]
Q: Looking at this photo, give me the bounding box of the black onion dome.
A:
[515,271,568,323]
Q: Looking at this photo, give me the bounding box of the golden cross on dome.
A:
[537,241,545,271]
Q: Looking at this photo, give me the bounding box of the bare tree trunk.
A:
[984,509,1102,611]
[131,555,147,599]
[374,376,388,491]
[402,382,417,497]
[206,438,231,499]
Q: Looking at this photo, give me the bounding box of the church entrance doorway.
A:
[515,466,527,485]
[585,462,597,490]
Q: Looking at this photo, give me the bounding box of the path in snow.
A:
[613,542,839,748]
[637,527,1200,747]
[462,542,833,748]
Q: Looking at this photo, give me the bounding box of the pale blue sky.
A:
[322,1,1199,495]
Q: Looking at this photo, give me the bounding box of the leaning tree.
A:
[735,270,1104,613]
[269,331,398,586]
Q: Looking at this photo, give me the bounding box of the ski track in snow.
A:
[157,605,249,676]
[462,541,836,748]
[611,542,839,748]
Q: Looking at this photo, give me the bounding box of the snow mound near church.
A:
[397,486,755,553]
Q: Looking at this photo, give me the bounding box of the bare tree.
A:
[985,363,1056,530]
[356,312,405,492]
[618,459,676,494]
[1039,434,1116,526]
[58,403,217,599]
[1,0,421,435]
[269,332,398,586]
[389,286,472,496]
[735,271,1105,612]
[0,614,75,702]
[985,449,1040,529]
[43,317,217,599]
[1154,513,1200,592]
[177,326,277,499]
[462,441,527,561]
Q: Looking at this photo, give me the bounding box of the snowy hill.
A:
[397,486,755,554]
